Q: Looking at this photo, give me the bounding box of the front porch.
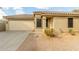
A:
[34,15,53,32]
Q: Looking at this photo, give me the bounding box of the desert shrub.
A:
[68,28,75,35]
[44,28,50,36]
[44,28,57,37]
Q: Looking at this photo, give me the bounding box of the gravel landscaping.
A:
[17,32,79,51]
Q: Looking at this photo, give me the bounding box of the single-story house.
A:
[4,14,34,31]
[3,10,79,32]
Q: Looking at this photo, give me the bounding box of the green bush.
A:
[44,28,57,37]
[68,28,75,35]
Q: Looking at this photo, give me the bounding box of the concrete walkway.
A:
[0,31,29,51]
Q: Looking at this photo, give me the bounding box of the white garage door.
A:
[8,20,34,31]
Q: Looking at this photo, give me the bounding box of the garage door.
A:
[8,20,34,31]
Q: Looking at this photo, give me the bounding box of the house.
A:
[3,10,79,32]
[4,14,34,31]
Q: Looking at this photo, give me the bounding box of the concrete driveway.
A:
[0,31,30,51]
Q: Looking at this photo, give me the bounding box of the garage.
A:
[4,14,34,31]
[8,20,34,31]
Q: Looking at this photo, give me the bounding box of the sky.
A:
[0,7,79,16]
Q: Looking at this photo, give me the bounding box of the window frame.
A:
[68,18,73,28]
[36,18,42,28]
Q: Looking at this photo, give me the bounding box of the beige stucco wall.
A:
[7,20,34,31]
[6,15,79,32]
[34,15,41,29]
[51,17,79,32]
[34,15,43,32]
[52,17,68,32]
[50,18,53,28]
[73,17,79,31]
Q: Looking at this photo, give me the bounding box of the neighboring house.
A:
[3,10,79,32]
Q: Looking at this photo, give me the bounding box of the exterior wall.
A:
[7,20,34,31]
[6,15,79,32]
[50,18,53,28]
[52,17,68,32]
[73,17,79,32]
[52,17,79,32]
[34,15,43,32]
[42,16,46,29]
[34,15,41,29]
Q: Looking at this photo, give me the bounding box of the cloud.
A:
[13,7,25,14]
[35,7,64,12]
[0,8,7,19]
[0,10,6,16]
[0,8,6,15]
[13,7,22,10]
[35,7,49,9]
[2,7,10,10]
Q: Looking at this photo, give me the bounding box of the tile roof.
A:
[33,11,79,16]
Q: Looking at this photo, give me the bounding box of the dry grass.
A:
[17,32,79,51]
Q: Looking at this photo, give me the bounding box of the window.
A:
[36,19,42,27]
[68,18,73,28]
[46,19,48,27]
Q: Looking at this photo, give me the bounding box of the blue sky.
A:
[0,7,79,16]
